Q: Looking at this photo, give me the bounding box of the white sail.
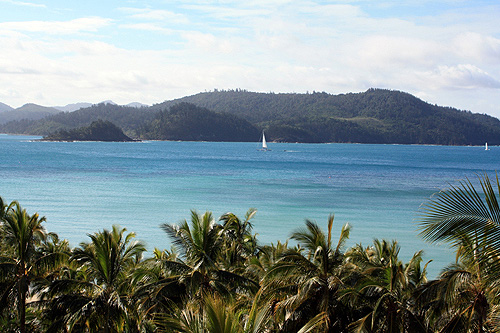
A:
[486,142,489,150]
[262,132,268,149]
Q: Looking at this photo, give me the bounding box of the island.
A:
[41,119,137,142]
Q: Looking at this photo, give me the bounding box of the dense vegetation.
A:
[41,120,135,142]
[140,103,259,141]
[1,89,500,144]
[1,173,499,332]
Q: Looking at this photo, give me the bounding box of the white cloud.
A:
[352,35,444,67]
[298,3,364,18]
[418,64,500,90]
[181,4,272,20]
[0,17,112,35]
[119,7,189,23]
[119,23,173,34]
[0,0,45,8]
[453,32,500,64]
[181,31,236,54]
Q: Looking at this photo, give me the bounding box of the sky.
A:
[0,0,499,117]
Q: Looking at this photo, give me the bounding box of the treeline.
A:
[2,89,500,144]
[1,174,499,332]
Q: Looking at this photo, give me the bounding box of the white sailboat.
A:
[259,131,270,151]
[485,142,490,150]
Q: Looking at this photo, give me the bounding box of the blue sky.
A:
[0,0,499,118]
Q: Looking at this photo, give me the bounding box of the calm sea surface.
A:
[1,134,499,278]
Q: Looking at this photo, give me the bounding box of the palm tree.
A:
[346,239,428,333]
[419,174,500,282]
[418,174,500,332]
[219,208,258,271]
[158,294,243,333]
[245,240,291,283]
[158,291,272,333]
[414,248,499,332]
[159,210,258,301]
[0,200,49,333]
[44,225,146,332]
[263,214,353,332]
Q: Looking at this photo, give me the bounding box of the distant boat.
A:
[259,131,270,151]
[485,142,490,150]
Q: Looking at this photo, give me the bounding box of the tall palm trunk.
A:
[18,273,27,333]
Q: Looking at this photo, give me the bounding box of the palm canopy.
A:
[161,211,222,271]
[346,240,428,333]
[419,173,500,281]
[44,225,146,332]
[72,224,145,287]
[418,174,500,332]
[159,210,258,300]
[0,200,49,333]
[219,208,258,269]
[263,214,353,332]
[1,201,47,266]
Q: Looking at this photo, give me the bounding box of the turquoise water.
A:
[1,134,499,278]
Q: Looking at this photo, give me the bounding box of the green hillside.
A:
[153,88,500,145]
[41,120,135,142]
[140,102,259,142]
[1,89,499,145]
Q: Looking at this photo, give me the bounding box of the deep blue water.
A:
[1,134,499,278]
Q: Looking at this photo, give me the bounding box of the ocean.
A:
[1,134,498,278]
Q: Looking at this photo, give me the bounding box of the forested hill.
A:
[1,89,500,145]
[41,120,135,142]
[153,89,500,145]
[141,103,259,142]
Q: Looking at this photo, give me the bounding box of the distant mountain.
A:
[100,100,117,105]
[53,101,149,112]
[42,120,135,142]
[0,102,13,113]
[1,89,500,145]
[126,102,149,108]
[0,103,60,124]
[53,102,93,112]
